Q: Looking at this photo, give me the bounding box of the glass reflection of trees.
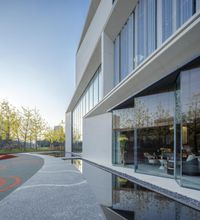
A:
[113,108,134,165]
[181,68,200,182]
[182,93,200,155]
[135,91,174,173]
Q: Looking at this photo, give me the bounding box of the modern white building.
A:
[65,0,200,206]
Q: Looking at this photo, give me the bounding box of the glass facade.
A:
[162,0,173,42]
[72,66,102,152]
[112,61,200,190]
[114,13,135,85]
[112,108,134,166]
[114,0,198,85]
[179,67,200,189]
[135,91,175,177]
[197,0,200,11]
[176,0,195,28]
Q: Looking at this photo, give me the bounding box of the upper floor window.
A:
[162,0,173,42]
[113,0,199,86]
[176,0,195,28]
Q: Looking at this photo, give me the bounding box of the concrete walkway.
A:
[0,154,105,220]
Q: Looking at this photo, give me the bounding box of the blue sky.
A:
[0,0,89,127]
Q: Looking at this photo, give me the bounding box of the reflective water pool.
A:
[38,151,65,157]
[72,159,200,220]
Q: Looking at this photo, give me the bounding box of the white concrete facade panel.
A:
[82,113,112,165]
[101,32,114,96]
[76,0,112,86]
[65,112,72,153]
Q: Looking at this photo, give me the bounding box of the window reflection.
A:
[180,68,200,189]
[112,175,200,220]
[113,0,197,86]
[113,108,134,166]
[135,92,174,177]
[162,0,173,42]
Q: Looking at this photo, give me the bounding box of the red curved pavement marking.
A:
[0,176,22,192]
[0,178,7,187]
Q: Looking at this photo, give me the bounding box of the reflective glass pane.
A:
[120,24,128,80]
[180,67,200,189]
[147,0,156,55]
[197,0,200,11]
[113,108,135,166]
[93,74,99,106]
[82,95,86,116]
[162,0,173,42]
[127,13,134,73]
[137,0,145,65]
[114,37,120,85]
[177,0,194,28]
[135,91,175,177]
[89,82,93,110]
[85,90,89,114]
[98,68,103,101]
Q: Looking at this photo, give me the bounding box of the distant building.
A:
[54,126,62,131]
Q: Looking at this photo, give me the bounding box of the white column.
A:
[101,32,114,97]
[65,112,72,154]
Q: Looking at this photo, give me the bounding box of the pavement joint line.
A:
[15,180,87,191]
[38,170,80,173]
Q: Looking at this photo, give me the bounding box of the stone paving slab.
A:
[0,154,106,220]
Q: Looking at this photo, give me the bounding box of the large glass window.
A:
[93,74,99,106]
[176,0,195,28]
[179,67,200,189]
[113,0,199,87]
[162,0,173,42]
[197,0,200,11]
[114,36,120,85]
[89,82,93,111]
[120,24,128,80]
[137,0,145,65]
[135,91,175,177]
[113,108,134,166]
[114,13,135,86]
[98,67,103,101]
[127,13,134,73]
[146,0,157,56]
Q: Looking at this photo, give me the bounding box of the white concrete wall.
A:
[102,32,114,96]
[76,0,113,86]
[65,112,72,154]
[82,113,112,166]
[82,161,112,207]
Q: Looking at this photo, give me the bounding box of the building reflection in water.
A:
[72,160,200,220]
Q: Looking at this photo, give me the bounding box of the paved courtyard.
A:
[0,153,105,220]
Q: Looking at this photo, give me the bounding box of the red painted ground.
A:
[0,154,43,201]
[0,177,22,192]
[0,154,17,160]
